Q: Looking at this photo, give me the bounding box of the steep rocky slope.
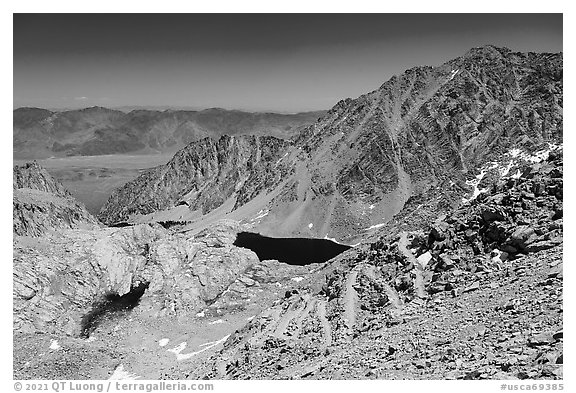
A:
[13,106,324,159]
[13,220,254,335]
[191,147,563,380]
[14,160,72,197]
[13,162,99,236]
[98,135,292,224]
[99,46,562,242]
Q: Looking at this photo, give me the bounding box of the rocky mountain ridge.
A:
[14,161,72,197]
[13,162,99,236]
[98,135,292,224]
[98,46,563,243]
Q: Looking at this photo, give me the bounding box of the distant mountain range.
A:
[13,107,326,159]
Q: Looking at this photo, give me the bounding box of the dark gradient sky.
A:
[14,14,562,112]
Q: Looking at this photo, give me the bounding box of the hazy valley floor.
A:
[13,154,174,214]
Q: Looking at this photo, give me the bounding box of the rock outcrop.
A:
[13,220,260,336]
[13,162,99,236]
[99,46,563,242]
[14,161,71,197]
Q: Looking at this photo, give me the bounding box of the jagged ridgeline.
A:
[98,135,292,224]
[98,46,562,241]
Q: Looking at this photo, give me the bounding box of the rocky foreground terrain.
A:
[14,217,322,379]
[13,46,562,380]
[189,148,563,380]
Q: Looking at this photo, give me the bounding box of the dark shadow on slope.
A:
[109,221,133,228]
[233,232,351,265]
[80,282,149,338]
[158,220,189,229]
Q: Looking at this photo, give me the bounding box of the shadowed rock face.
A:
[98,46,563,241]
[233,232,351,265]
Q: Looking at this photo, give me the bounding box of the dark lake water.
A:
[233,231,351,265]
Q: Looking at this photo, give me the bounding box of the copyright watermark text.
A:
[13,381,214,392]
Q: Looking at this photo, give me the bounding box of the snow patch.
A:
[448,69,460,81]
[491,249,509,264]
[209,319,224,325]
[275,152,289,166]
[109,365,140,380]
[365,223,385,231]
[291,277,304,283]
[510,148,522,158]
[159,338,170,347]
[507,143,561,164]
[462,169,488,204]
[168,342,187,355]
[253,209,269,220]
[323,235,338,242]
[195,310,205,318]
[416,252,433,268]
[168,335,231,361]
[500,160,514,177]
[308,223,313,229]
[461,143,562,205]
[49,340,60,350]
[323,234,347,245]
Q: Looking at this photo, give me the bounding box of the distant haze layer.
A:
[13,107,325,159]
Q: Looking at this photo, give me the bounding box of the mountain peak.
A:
[464,44,512,57]
[99,45,563,240]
